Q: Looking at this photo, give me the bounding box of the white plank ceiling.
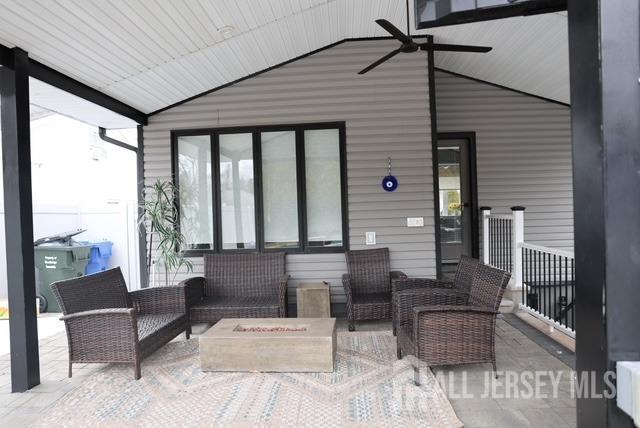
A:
[0,0,569,119]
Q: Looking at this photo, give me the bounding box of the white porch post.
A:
[510,206,525,289]
[480,207,491,264]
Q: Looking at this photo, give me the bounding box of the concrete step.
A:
[499,298,516,313]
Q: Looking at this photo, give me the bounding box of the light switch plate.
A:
[365,232,376,245]
[407,217,424,227]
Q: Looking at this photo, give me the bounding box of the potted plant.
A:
[139,179,193,286]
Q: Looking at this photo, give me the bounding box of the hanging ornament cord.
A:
[388,157,392,176]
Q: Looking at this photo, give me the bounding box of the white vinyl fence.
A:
[0,201,140,303]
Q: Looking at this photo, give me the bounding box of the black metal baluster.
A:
[497,219,501,269]
[508,220,512,272]
[559,256,564,326]
[564,256,568,328]
[533,250,542,312]
[500,219,507,270]
[497,219,501,268]
[520,248,529,306]
[547,252,552,320]
[528,248,533,308]
[571,258,575,330]
[489,219,496,266]
[544,252,548,319]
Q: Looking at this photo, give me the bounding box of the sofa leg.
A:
[186,327,191,340]
[396,345,402,359]
[68,361,72,378]
[492,361,498,379]
[348,322,355,332]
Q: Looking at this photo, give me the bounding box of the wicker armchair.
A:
[391,255,480,334]
[342,248,407,331]
[396,263,510,374]
[181,253,288,324]
[51,267,191,380]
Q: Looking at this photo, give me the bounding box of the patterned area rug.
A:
[38,331,461,427]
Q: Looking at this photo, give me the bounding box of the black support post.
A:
[568,0,640,426]
[137,125,148,289]
[427,35,442,279]
[0,47,40,392]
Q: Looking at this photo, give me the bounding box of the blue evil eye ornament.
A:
[382,157,398,192]
[382,175,398,192]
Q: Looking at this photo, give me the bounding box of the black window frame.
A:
[171,121,349,256]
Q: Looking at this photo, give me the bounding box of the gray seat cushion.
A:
[189,296,281,323]
[352,292,391,305]
[192,296,279,310]
[137,313,184,342]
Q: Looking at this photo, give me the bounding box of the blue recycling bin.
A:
[84,241,113,274]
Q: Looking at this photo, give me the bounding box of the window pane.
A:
[219,133,256,249]
[304,129,343,247]
[438,147,462,244]
[177,135,214,250]
[261,131,299,249]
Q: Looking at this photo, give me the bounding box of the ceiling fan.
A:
[358,1,492,75]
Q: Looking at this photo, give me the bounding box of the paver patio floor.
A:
[0,315,575,427]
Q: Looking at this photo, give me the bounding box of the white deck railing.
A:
[481,207,575,333]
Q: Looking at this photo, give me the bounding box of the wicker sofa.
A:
[395,263,510,373]
[51,267,191,380]
[180,252,288,324]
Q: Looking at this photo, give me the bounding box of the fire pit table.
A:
[200,318,336,372]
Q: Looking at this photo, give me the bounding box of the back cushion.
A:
[467,264,511,311]
[51,267,131,315]
[204,253,286,298]
[346,248,391,295]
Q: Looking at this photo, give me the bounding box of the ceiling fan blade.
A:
[375,19,412,44]
[358,48,403,75]
[420,43,492,53]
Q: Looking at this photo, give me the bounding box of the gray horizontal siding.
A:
[435,70,574,251]
[144,40,436,303]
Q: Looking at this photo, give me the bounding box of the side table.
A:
[296,282,331,318]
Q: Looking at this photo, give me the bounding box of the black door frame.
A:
[436,132,479,261]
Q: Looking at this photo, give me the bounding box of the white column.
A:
[481,207,491,264]
[510,206,525,289]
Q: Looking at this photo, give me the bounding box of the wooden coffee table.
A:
[200,318,336,372]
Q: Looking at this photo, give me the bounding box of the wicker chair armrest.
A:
[397,287,469,305]
[59,307,135,321]
[412,305,498,316]
[341,274,353,297]
[393,277,453,294]
[342,273,354,313]
[60,308,138,362]
[130,286,187,315]
[277,274,289,316]
[390,270,408,281]
[178,276,205,307]
[395,288,469,327]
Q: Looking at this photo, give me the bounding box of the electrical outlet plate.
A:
[407,217,424,227]
[365,232,376,245]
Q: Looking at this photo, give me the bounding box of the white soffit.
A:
[431,12,569,104]
[0,0,569,115]
[29,104,54,122]
[29,78,137,129]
